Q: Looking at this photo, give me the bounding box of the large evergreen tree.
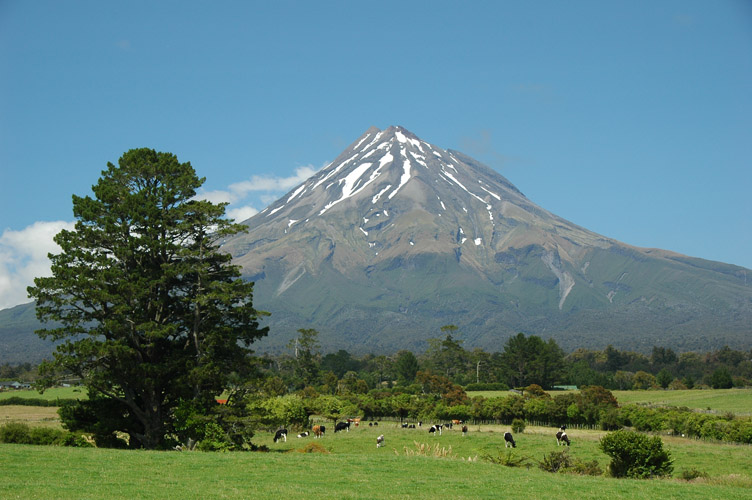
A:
[28,148,268,449]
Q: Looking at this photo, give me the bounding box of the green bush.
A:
[538,450,572,473]
[537,450,603,476]
[598,407,623,431]
[0,422,34,444]
[28,426,67,445]
[0,397,79,407]
[482,450,530,467]
[599,430,673,478]
[511,418,526,434]
[680,468,708,481]
[0,423,70,445]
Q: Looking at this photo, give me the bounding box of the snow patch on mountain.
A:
[388,159,412,200]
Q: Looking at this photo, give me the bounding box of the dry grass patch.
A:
[0,405,61,428]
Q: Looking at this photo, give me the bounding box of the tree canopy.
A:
[28,148,268,449]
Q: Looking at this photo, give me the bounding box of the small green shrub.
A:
[0,422,34,444]
[61,433,95,448]
[0,423,70,445]
[196,422,234,452]
[511,418,526,434]
[599,408,623,431]
[566,458,603,476]
[482,449,530,467]
[680,468,708,481]
[28,426,67,445]
[537,450,603,476]
[538,450,572,473]
[600,430,673,478]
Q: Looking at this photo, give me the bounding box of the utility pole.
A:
[476,360,482,384]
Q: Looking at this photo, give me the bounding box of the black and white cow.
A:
[428,424,443,436]
[504,431,516,448]
[297,431,309,438]
[376,434,385,448]
[273,428,288,443]
[461,425,468,436]
[335,421,350,433]
[556,431,570,446]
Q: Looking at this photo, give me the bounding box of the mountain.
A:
[2,126,751,363]
[220,126,752,354]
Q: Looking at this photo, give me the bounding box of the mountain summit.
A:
[222,126,751,353]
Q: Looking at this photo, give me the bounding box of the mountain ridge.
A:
[1,126,750,362]
[219,125,752,354]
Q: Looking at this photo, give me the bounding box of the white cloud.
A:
[194,164,321,221]
[226,165,317,197]
[0,220,75,310]
[226,205,259,223]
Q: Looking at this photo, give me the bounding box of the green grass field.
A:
[0,386,86,401]
[467,388,752,415]
[610,389,752,415]
[2,388,752,499]
[2,423,751,499]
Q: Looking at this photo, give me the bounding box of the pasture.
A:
[0,386,86,401]
[467,388,752,415]
[610,389,752,415]
[2,421,751,499]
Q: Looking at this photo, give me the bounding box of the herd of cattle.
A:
[272,420,572,449]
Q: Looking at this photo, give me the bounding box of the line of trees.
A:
[257,329,752,395]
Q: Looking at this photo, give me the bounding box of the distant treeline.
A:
[5,331,751,392]
[255,330,751,393]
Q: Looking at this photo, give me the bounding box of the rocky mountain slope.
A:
[219,126,752,354]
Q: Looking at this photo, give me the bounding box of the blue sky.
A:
[1,0,751,309]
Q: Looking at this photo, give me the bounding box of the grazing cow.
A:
[408,424,415,429]
[504,432,516,448]
[376,434,385,448]
[312,425,323,438]
[556,431,570,446]
[335,421,350,433]
[461,425,468,436]
[297,431,309,438]
[373,422,378,426]
[452,419,463,426]
[429,424,443,436]
[401,423,409,428]
[273,428,288,443]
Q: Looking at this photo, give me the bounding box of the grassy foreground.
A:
[2,424,751,500]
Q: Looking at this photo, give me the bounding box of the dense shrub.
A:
[0,422,34,444]
[680,468,708,481]
[511,418,526,433]
[538,450,603,476]
[600,430,673,478]
[0,397,79,407]
[0,422,71,446]
[482,450,530,467]
[538,450,572,473]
